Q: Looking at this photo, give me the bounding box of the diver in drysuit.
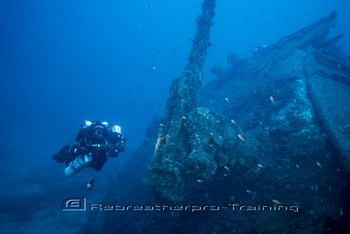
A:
[53,120,126,177]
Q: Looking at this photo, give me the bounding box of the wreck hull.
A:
[148,9,349,233]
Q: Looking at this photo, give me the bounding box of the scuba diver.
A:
[53,120,126,177]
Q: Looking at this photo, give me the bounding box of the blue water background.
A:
[0,0,349,232]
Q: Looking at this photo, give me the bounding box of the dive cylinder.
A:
[65,153,93,177]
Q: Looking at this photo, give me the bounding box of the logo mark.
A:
[62,197,86,211]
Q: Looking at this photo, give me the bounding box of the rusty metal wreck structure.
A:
[148,0,350,232]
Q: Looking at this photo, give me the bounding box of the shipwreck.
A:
[99,0,350,233]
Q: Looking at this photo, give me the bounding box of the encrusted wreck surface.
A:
[149,0,217,203]
[149,7,350,234]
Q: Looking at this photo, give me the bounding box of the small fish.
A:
[316,162,323,168]
[257,164,264,168]
[148,3,154,10]
[272,199,281,205]
[224,166,230,171]
[219,135,224,141]
[225,97,230,103]
[197,179,203,183]
[182,116,186,120]
[246,190,252,194]
[231,119,237,125]
[296,164,300,169]
[269,96,275,104]
[237,134,245,141]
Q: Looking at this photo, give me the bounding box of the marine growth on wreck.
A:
[148,0,350,232]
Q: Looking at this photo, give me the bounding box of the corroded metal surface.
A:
[149,0,217,203]
[147,8,349,233]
